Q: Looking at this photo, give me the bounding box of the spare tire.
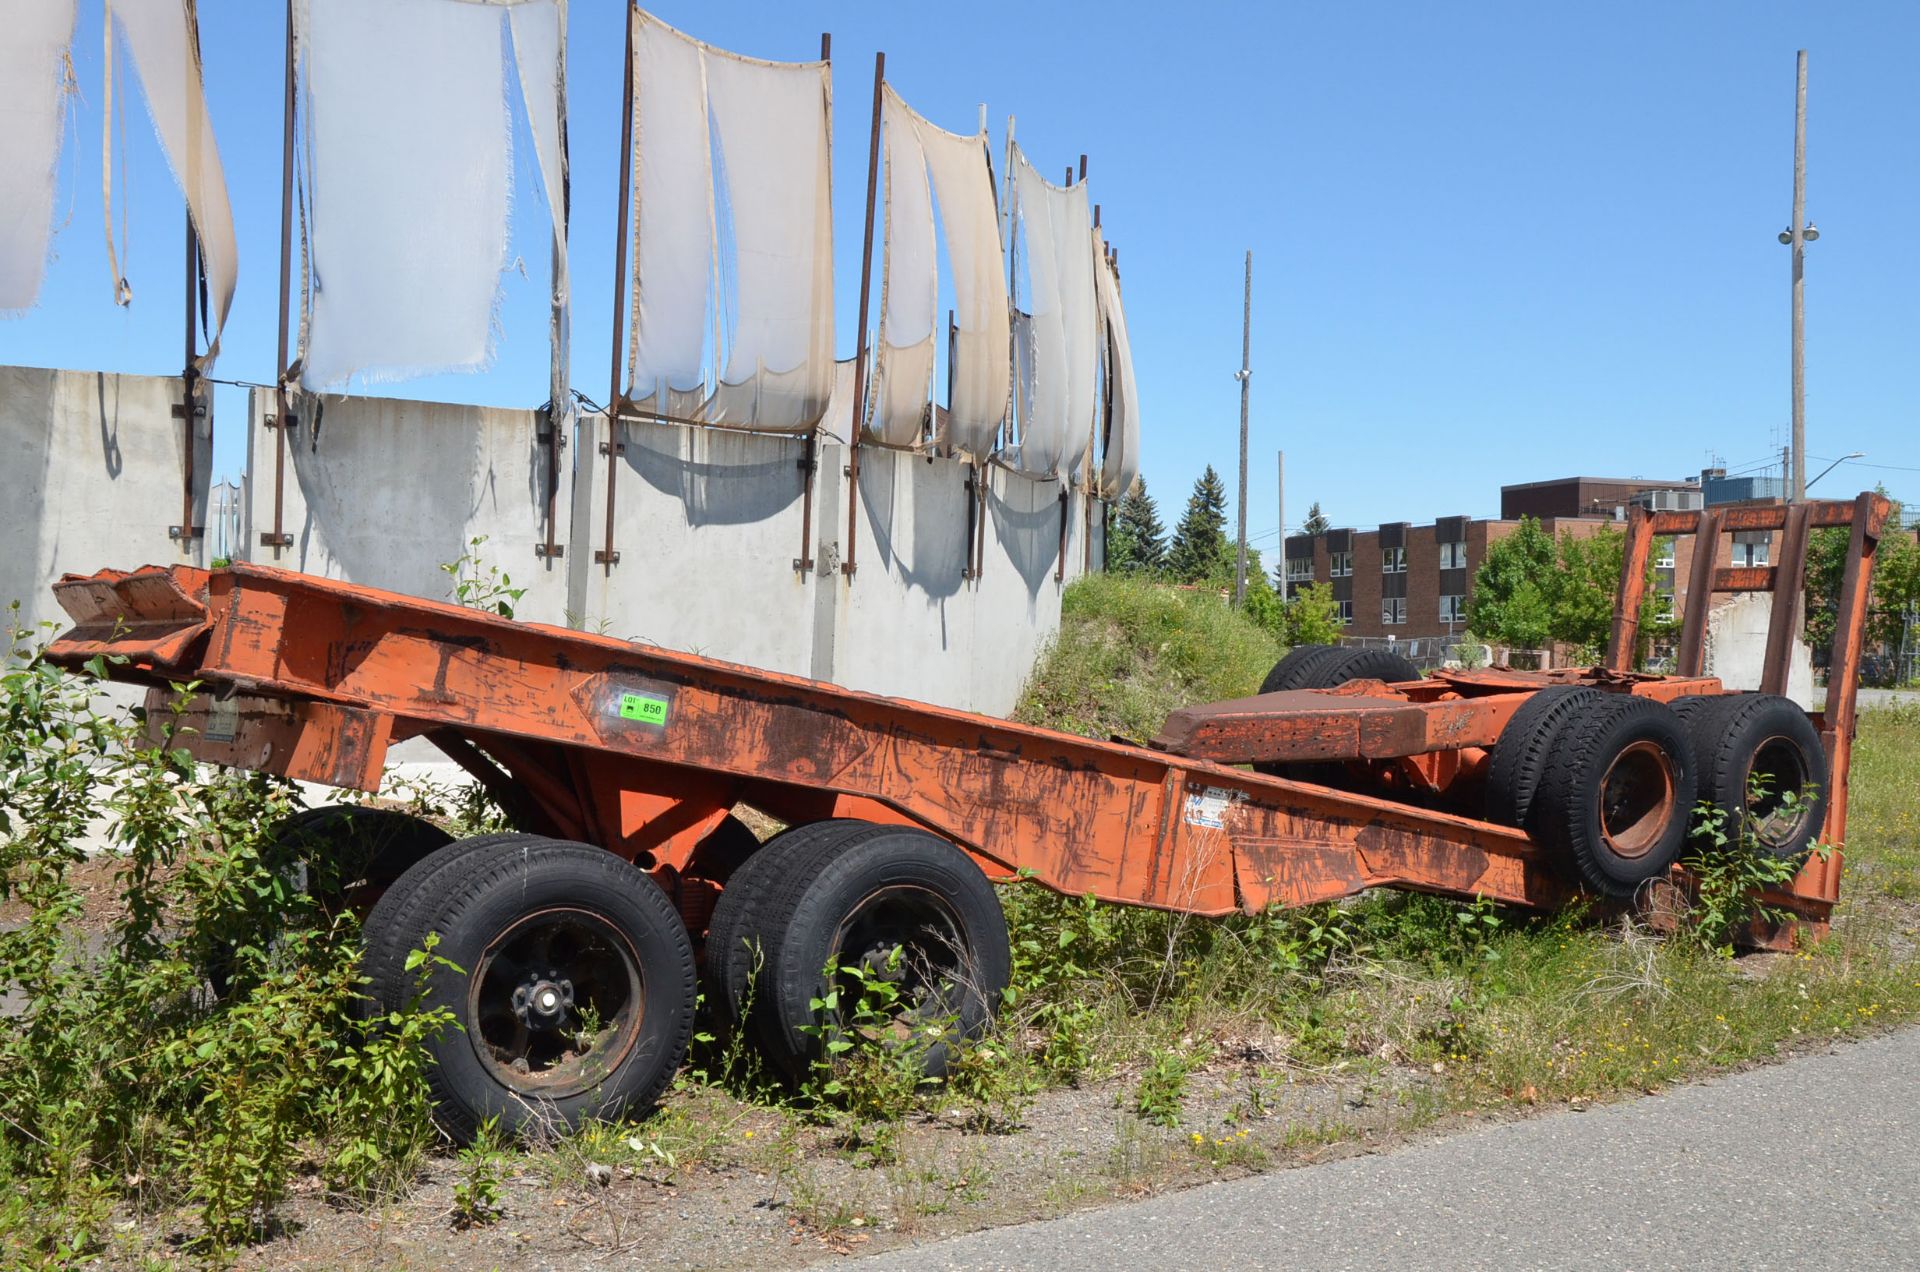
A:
[1683,694,1829,862]
[1484,687,1605,829]
[1259,645,1347,694]
[1254,647,1423,781]
[1532,695,1697,899]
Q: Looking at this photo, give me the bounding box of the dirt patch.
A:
[111,1058,1439,1270]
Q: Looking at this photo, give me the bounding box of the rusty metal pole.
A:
[261,0,297,556]
[1234,251,1252,606]
[175,212,201,545]
[537,3,572,565]
[597,4,637,570]
[842,50,884,579]
[792,33,830,574]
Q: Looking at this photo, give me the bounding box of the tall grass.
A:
[1014,574,1282,743]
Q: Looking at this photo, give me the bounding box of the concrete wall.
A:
[241,390,570,620]
[229,392,1090,717]
[1705,591,1816,708]
[0,365,208,632]
[570,412,817,673]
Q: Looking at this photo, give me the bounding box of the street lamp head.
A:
[1779,223,1821,244]
[1779,228,1792,244]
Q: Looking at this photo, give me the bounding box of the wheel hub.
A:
[511,974,575,1031]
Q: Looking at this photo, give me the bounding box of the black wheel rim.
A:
[469,907,644,1099]
[1746,736,1815,849]
[827,885,972,1044]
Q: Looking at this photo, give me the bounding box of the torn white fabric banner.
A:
[1093,229,1139,498]
[919,104,1009,460]
[1010,147,1094,477]
[506,0,569,440]
[868,85,936,447]
[624,12,834,434]
[109,0,239,368]
[0,0,76,316]
[869,85,1008,457]
[627,8,713,421]
[700,36,834,432]
[297,0,568,393]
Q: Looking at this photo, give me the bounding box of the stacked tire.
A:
[1256,645,1422,783]
[1485,689,1826,899]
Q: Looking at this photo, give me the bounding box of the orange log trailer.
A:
[44,492,1889,1138]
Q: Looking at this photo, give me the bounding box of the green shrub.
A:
[1015,573,1280,743]
[0,628,447,1261]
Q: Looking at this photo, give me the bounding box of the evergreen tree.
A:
[1167,466,1232,584]
[1106,480,1168,575]
[1301,501,1331,536]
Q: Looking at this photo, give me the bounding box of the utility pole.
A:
[1783,50,1813,502]
[1234,251,1252,606]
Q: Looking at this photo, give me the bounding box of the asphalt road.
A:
[860,1027,1920,1271]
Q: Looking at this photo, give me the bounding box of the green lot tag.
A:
[617,692,670,726]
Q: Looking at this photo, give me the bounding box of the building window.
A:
[1382,546,1406,574]
[1656,591,1677,622]
[1382,597,1406,625]
[1329,551,1352,577]
[1439,594,1466,624]
[1438,541,1467,570]
[1733,532,1770,568]
[1654,541,1676,569]
[1286,556,1314,582]
[1336,599,1353,624]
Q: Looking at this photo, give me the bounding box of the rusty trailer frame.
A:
[46,494,1888,950]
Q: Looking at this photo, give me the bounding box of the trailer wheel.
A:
[270,805,455,913]
[1484,687,1605,829]
[1532,696,1697,899]
[362,836,695,1142]
[701,820,867,1033]
[1683,694,1829,861]
[746,824,1010,1084]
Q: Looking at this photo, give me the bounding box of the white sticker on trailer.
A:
[1184,786,1243,829]
[205,698,239,744]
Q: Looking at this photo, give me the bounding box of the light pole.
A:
[1804,451,1864,492]
[1780,50,1817,502]
[1234,252,1252,607]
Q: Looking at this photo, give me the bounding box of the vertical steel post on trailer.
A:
[1675,507,1724,678]
[792,33,830,574]
[1605,504,1654,672]
[842,51,885,579]
[261,0,297,556]
[597,3,637,570]
[1762,502,1815,695]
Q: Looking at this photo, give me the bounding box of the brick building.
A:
[1283,471,1781,644]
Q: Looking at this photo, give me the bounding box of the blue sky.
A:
[4,1,1917,561]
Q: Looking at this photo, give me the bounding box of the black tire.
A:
[1259,644,1337,694]
[208,807,459,1000]
[701,819,865,1031]
[745,824,1011,1084]
[272,804,455,912]
[1532,695,1697,899]
[1685,694,1829,861]
[362,836,696,1142]
[1667,693,1719,732]
[1484,687,1605,829]
[1310,647,1423,688]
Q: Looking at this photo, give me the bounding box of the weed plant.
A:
[0,625,451,1263]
